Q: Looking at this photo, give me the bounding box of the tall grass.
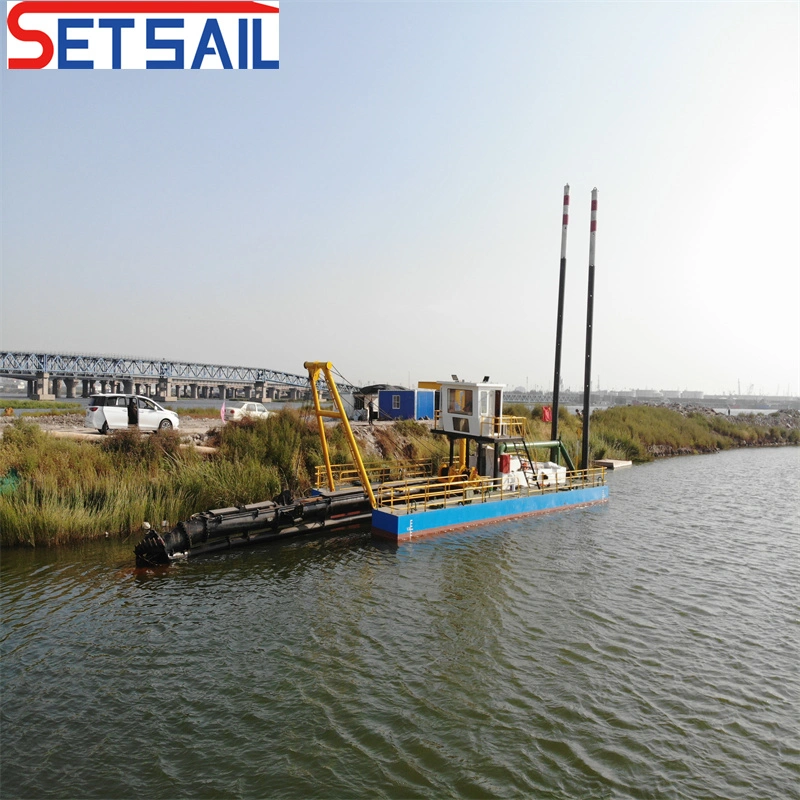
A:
[590,406,796,461]
[209,408,332,491]
[494,402,796,463]
[0,418,283,547]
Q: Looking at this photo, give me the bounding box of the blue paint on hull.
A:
[372,485,608,542]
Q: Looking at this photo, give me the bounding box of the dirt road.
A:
[0,413,224,444]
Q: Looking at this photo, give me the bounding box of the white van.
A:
[84,394,180,434]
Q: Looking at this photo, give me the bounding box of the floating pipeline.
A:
[134,487,372,566]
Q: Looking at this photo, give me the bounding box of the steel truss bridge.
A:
[0,352,359,398]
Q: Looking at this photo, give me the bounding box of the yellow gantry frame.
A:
[304,361,376,509]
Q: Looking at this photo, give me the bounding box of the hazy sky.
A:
[2,1,798,395]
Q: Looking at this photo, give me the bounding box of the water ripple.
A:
[1,447,799,798]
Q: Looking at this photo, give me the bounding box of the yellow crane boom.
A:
[304,361,376,509]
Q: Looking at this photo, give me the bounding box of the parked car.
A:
[223,401,271,422]
[84,394,180,434]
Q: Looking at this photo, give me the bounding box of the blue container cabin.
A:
[377,389,435,421]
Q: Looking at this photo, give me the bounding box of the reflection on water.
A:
[2,447,798,798]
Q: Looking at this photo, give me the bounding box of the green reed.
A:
[0,418,285,547]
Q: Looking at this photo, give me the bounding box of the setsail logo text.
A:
[6,1,279,69]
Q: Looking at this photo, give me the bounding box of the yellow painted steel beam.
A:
[458,438,467,470]
[304,361,376,509]
[305,362,336,492]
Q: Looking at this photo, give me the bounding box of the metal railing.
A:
[479,415,527,437]
[432,412,528,438]
[314,458,434,489]
[374,467,606,514]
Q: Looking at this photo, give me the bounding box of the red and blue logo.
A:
[6,1,279,69]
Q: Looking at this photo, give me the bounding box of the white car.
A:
[85,394,180,434]
[223,401,271,422]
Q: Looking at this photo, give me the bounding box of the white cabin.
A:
[437,380,506,438]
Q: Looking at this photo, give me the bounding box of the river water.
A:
[2,447,798,799]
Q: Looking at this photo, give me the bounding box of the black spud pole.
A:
[550,184,570,463]
[581,188,598,471]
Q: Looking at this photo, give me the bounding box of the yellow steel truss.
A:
[304,361,376,508]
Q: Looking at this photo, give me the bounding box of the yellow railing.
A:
[479,415,527,437]
[433,413,527,437]
[314,458,433,489]
[373,467,606,514]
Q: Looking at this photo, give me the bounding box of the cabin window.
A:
[479,390,490,417]
[447,388,473,415]
[392,395,401,410]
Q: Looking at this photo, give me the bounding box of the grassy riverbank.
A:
[1,406,797,547]
[588,405,800,460]
[0,412,306,547]
[1,399,83,410]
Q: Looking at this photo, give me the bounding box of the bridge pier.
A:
[64,378,77,399]
[28,373,56,401]
[155,380,173,403]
